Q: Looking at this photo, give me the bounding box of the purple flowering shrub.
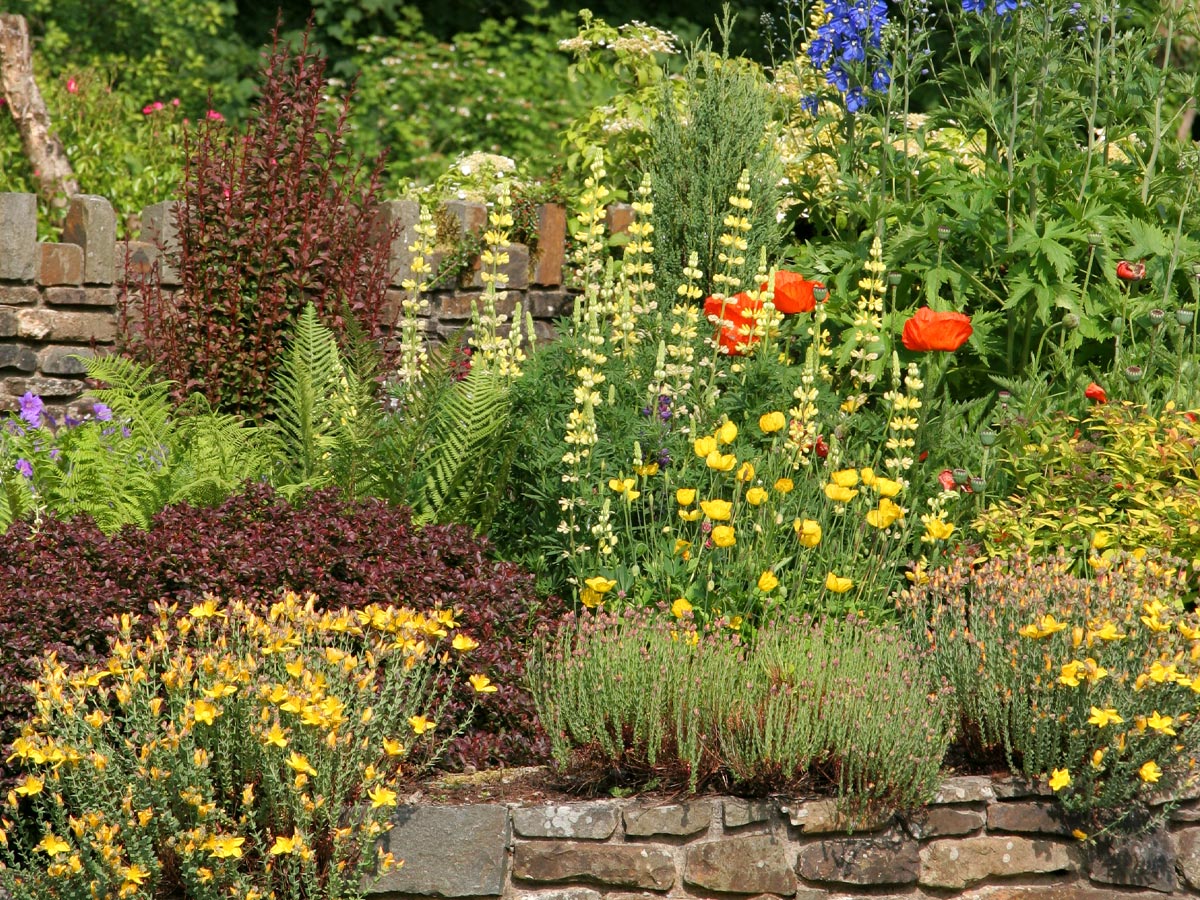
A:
[0,483,565,780]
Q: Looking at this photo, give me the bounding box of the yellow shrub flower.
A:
[469,674,498,694]
[757,571,779,592]
[759,411,786,433]
[189,598,224,619]
[15,775,43,797]
[774,478,794,493]
[1092,749,1106,769]
[746,487,768,506]
[825,573,853,593]
[452,633,479,652]
[193,700,218,726]
[706,451,736,472]
[1018,614,1069,639]
[795,519,822,548]
[711,525,736,548]
[408,715,435,735]
[36,833,70,856]
[700,499,732,521]
[286,752,318,777]
[1088,706,1123,728]
[1089,621,1125,642]
[824,484,858,503]
[1147,711,1176,736]
[671,598,694,618]
[736,462,755,482]
[368,786,399,808]
[676,488,697,506]
[1048,768,1071,791]
[1139,760,1163,783]
[271,835,299,855]
[204,835,245,859]
[693,436,718,457]
[716,421,738,444]
[383,738,405,757]
[1058,661,1082,687]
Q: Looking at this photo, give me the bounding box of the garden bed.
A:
[376,775,1200,898]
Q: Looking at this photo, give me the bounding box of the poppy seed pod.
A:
[1178,309,1195,326]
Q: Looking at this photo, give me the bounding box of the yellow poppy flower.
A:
[679,508,703,522]
[825,573,853,593]
[584,576,617,594]
[706,451,736,472]
[469,674,499,694]
[830,468,859,487]
[1048,769,1071,791]
[676,488,697,506]
[874,477,903,497]
[1139,760,1162,783]
[716,421,738,444]
[671,598,694,618]
[608,477,640,501]
[633,462,659,477]
[757,571,779,592]
[795,519,822,548]
[824,484,858,503]
[674,539,692,558]
[922,515,955,542]
[865,498,904,529]
[693,436,718,457]
[859,467,876,486]
[774,478,794,493]
[746,487,768,506]
[700,498,732,521]
[711,525,736,548]
[736,462,755,482]
[759,411,786,433]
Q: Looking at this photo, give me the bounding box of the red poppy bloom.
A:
[704,292,763,356]
[1116,260,1146,282]
[1084,382,1107,404]
[814,435,829,458]
[766,271,825,314]
[938,469,956,492]
[901,307,973,352]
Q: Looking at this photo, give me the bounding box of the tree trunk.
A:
[0,13,78,205]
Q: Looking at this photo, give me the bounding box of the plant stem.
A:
[1141,10,1174,205]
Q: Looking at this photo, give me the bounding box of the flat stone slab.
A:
[513,842,675,891]
[986,800,1071,835]
[933,776,996,804]
[919,835,1073,889]
[786,799,890,833]
[624,801,712,837]
[723,798,774,829]
[372,804,508,896]
[796,832,919,886]
[512,803,619,840]
[683,834,795,895]
[1089,827,1176,892]
[905,806,985,839]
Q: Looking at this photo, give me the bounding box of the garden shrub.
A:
[123,30,396,421]
[974,400,1200,573]
[530,607,951,813]
[904,549,1200,834]
[0,483,564,776]
[0,591,468,899]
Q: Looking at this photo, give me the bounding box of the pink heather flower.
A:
[66,77,78,94]
[171,97,180,107]
[206,109,224,121]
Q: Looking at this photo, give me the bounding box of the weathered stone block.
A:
[933,776,996,805]
[39,346,94,376]
[0,345,37,372]
[37,242,84,286]
[511,803,619,840]
[1176,827,1200,888]
[17,309,116,343]
[527,290,573,320]
[468,242,529,290]
[44,287,117,307]
[919,836,1073,889]
[683,835,794,895]
[723,798,774,829]
[140,201,180,284]
[991,776,1052,799]
[4,376,84,399]
[375,199,421,286]
[0,287,38,306]
[624,802,712,838]
[513,842,674,891]
[0,307,18,338]
[1089,826,1175,892]
[115,241,159,283]
[442,200,487,236]
[514,889,602,900]
[986,801,1070,836]
[905,806,986,840]
[532,203,567,286]
[62,195,116,284]
[0,193,38,281]
[796,832,919,886]
[786,799,890,834]
[372,805,508,897]
[605,203,634,237]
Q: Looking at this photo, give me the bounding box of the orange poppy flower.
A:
[1084,382,1107,404]
[765,271,825,314]
[704,292,763,355]
[901,307,973,352]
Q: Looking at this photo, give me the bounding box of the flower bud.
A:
[1111,316,1126,335]
[1149,308,1165,326]
[980,428,997,447]
[1088,232,1103,246]
[998,390,1011,405]
[937,225,951,242]
[1177,309,1194,326]
[1062,313,1080,330]
[1124,365,1143,383]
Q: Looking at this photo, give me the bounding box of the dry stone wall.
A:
[368,776,1200,899]
[0,191,600,413]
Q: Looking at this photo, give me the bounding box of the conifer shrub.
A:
[122,30,396,420]
[0,484,564,777]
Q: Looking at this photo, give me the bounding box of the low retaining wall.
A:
[0,191,609,414]
[371,777,1200,899]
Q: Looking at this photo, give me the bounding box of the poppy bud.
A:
[1124,365,1143,383]
[1178,309,1195,326]
[1111,317,1125,335]
[1149,308,1165,326]
[937,225,950,242]
[814,435,829,458]
[1087,232,1103,246]
[1062,313,1080,330]
[1116,260,1146,282]
[980,428,997,447]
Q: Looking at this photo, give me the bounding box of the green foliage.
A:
[904,550,1200,833]
[10,0,255,112]
[0,355,268,535]
[530,607,951,810]
[644,38,785,302]
[975,401,1200,573]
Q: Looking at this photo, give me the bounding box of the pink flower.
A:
[142,101,164,115]
[66,77,78,94]
[206,109,224,122]
[171,98,180,107]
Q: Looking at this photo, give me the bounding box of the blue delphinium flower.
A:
[995,0,1018,14]
[800,94,820,116]
[18,392,43,429]
[845,87,868,112]
[806,0,890,114]
[962,0,986,12]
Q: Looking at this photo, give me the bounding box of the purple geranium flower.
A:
[15,459,33,479]
[92,402,113,422]
[18,392,43,429]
